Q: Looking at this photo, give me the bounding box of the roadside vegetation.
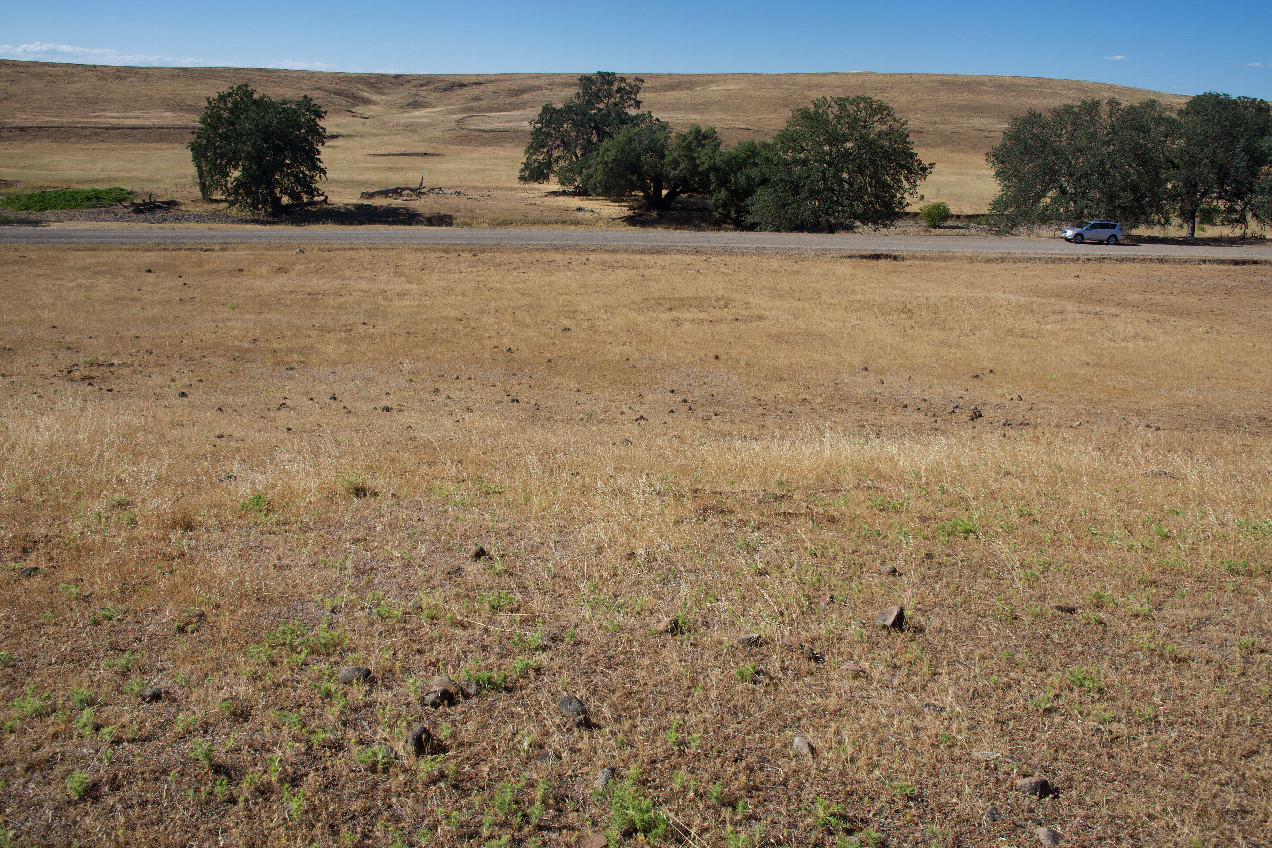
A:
[0,187,135,211]
[988,93,1272,235]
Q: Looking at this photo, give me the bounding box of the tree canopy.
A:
[988,92,1272,234]
[987,98,1175,228]
[579,120,722,211]
[1171,93,1272,236]
[189,84,327,216]
[519,72,645,190]
[746,96,932,232]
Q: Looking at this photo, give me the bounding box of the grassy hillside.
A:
[0,60,1189,218]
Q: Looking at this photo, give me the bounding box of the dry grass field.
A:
[0,60,1190,220]
[1,243,1269,847]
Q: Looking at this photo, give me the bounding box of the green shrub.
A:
[0,188,135,211]
[920,201,952,228]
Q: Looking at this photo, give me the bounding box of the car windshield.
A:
[1080,221,1096,228]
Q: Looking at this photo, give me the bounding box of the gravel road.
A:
[2,226,1270,259]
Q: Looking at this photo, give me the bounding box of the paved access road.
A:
[2,226,1270,259]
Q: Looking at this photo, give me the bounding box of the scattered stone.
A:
[338,666,372,685]
[470,544,490,561]
[431,675,462,699]
[18,566,40,578]
[462,680,480,698]
[593,766,616,791]
[656,616,681,634]
[422,689,455,709]
[801,645,824,663]
[738,633,762,647]
[407,725,433,757]
[983,806,1003,823]
[880,564,899,576]
[1016,776,1053,797]
[1053,604,1077,615]
[579,835,608,848]
[1037,827,1062,846]
[969,407,983,421]
[139,685,164,704]
[295,248,304,254]
[792,736,814,758]
[558,695,587,717]
[844,660,866,677]
[875,605,905,630]
[535,750,560,765]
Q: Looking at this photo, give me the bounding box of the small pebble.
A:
[880,565,899,576]
[656,616,681,634]
[535,750,560,765]
[338,666,372,684]
[593,766,616,791]
[875,605,905,630]
[1016,776,1053,797]
[844,660,866,676]
[18,566,40,578]
[139,686,163,704]
[983,806,1002,823]
[792,736,814,758]
[738,633,762,647]
[431,675,461,698]
[422,689,454,709]
[1037,827,1062,847]
[558,695,587,718]
[407,725,433,757]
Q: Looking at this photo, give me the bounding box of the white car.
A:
[1061,221,1123,244]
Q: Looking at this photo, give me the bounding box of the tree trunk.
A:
[1185,214,1196,239]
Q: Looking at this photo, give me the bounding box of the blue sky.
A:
[2,0,1269,99]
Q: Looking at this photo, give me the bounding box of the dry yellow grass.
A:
[0,244,1268,846]
[0,60,1190,217]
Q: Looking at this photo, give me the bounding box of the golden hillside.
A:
[0,60,1188,217]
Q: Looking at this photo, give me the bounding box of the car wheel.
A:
[1106,234,1118,245]
[1072,233,1083,243]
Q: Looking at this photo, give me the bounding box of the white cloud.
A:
[266,60,350,72]
[1243,62,1266,68]
[1104,55,1126,61]
[0,41,209,67]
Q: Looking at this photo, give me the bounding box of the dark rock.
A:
[1037,827,1062,846]
[880,565,899,576]
[535,750,560,765]
[407,725,433,757]
[983,806,1003,823]
[462,680,479,698]
[1053,604,1077,615]
[875,605,905,630]
[801,645,824,663]
[593,766,616,791]
[18,566,40,578]
[738,633,762,647]
[969,408,983,421]
[470,544,490,561]
[558,695,587,718]
[422,689,454,709]
[139,685,164,704]
[1016,776,1053,797]
[338,666,372,684]
[431,675,461,698]
[792,736,814,758]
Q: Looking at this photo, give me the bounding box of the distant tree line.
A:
[519,72,932,232]
[988,92,1272,235]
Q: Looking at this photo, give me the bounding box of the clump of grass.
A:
[0,187,135,211]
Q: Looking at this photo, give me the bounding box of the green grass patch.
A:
[0,187,135,211]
